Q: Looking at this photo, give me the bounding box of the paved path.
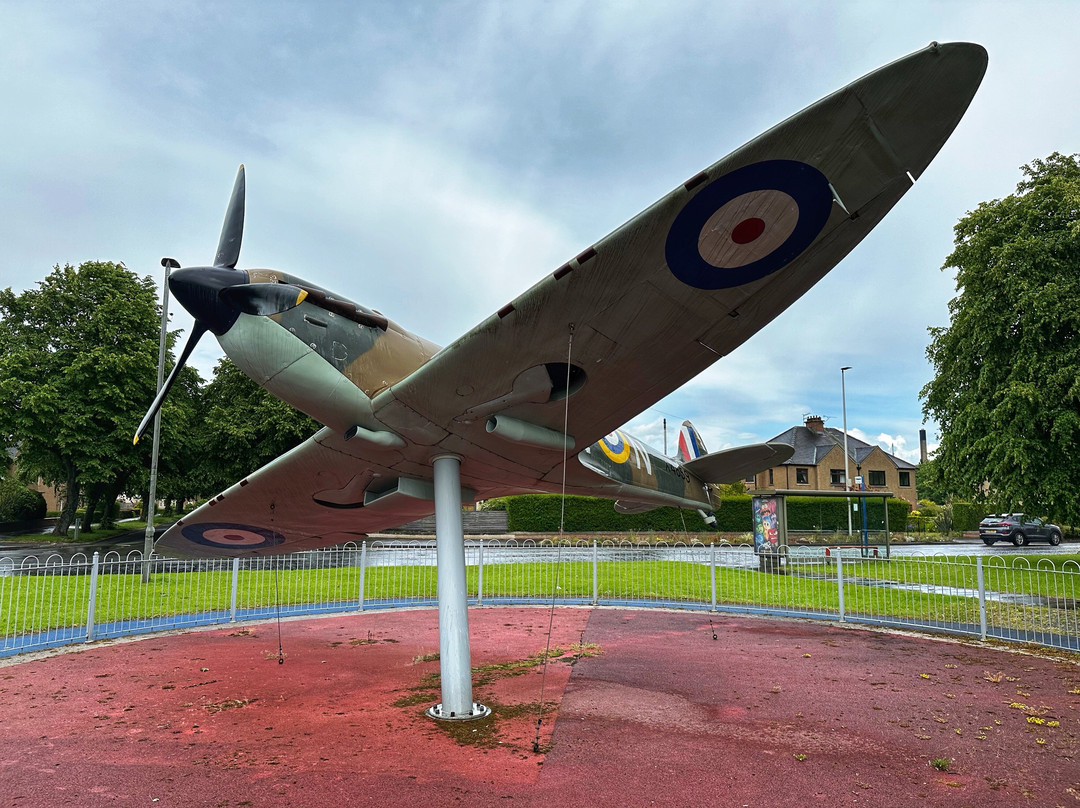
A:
[1,608,1077,806]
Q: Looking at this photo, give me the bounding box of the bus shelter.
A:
[751,488,895,571]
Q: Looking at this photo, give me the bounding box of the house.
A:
[748,415,918,506]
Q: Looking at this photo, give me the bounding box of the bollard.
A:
[357,541,368,611]
[710,543,717,612]
[86,552,100,642]
[836,555,846,622]
[229,557,240,622]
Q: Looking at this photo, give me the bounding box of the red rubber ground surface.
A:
[2,608,1077,807]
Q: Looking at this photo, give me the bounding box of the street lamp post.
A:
[142,257,179,583]
[841,366,852,537]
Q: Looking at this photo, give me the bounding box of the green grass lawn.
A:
[2,555,1078,644]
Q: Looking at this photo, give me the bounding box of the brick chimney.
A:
[919,429,928,463]
[805,415,825,433]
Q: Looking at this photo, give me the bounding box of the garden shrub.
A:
[0,480,48,522]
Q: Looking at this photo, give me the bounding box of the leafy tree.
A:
[0,262,162,534]
[921,153,1080,523]
[197,358,319,494]
[914,457,949,505]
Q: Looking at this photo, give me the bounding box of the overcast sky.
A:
[1,1,1077,464]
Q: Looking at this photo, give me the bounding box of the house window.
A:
[768,468,774,486]
[898,471,911,487]
[868,470,886,487]
[795,468,808,485]
[830,469,846,486]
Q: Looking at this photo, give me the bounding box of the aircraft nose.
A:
[168,267,248,336]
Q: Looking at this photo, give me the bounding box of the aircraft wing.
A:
[371,43,986,488]
[156,427,456,557]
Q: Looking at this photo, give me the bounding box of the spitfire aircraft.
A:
[136,42,986,719]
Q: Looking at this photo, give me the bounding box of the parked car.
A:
[979,514,1063,547]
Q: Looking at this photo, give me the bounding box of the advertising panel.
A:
[752,496,780,553]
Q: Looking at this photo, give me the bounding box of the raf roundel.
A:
[598,431,631,464]
[665,160,834,290]
[181,522,286,550]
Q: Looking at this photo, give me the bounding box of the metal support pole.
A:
[229,557,240,622]
[710,542,717,612]
[836,554,846,622]
[976,557,987,640]
[426,455,489,721]
[86,552,100,642]
[883,498,891,559]
[358,541,368,611]
[841,366,852,536]
[591,540,599,605]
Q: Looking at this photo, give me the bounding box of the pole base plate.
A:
[425,702,491,722]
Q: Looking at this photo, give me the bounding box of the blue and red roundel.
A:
[181,522,285,550]
[665,160,833,290]
[598,431,631,464]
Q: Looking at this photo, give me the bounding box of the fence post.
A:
[477,538,484,606]
[836,554,846,623]
[230,557,240,622]
[592,540,599,605]
[357,541,368,611]
[976,556,987,640]
[710,542,717,612]
[86,552,100,642]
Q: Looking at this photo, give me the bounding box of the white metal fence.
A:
[2,541,1078,658]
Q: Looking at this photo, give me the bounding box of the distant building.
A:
[747,415,918,506]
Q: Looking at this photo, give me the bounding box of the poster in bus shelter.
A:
[752,496,780,553]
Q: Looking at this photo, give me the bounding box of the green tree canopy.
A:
[0,262,163,534]
[197,357,319,495]
[921,153,1080,523]
[914,457,949,506]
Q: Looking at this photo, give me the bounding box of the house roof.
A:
[767,425,916,470]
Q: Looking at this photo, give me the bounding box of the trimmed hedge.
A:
[951,502,984,532]
[488,493,910,534]
[785,496,911,533]
[500,494,714,533]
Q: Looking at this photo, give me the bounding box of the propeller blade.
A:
[213,165,245,269]
[133,322,208,445]
[219,283,308,316]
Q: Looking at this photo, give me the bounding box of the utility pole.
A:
[143,257,179,583]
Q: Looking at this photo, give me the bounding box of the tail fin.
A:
[677,420,707,462]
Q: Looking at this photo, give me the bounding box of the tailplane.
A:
[683,442,794,485]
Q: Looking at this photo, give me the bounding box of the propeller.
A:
[133,165,247,445]
[133,321,208,444]
[213,166,246,269]
[133,164,385,446]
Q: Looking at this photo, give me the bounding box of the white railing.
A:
[2,542,1077,658]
